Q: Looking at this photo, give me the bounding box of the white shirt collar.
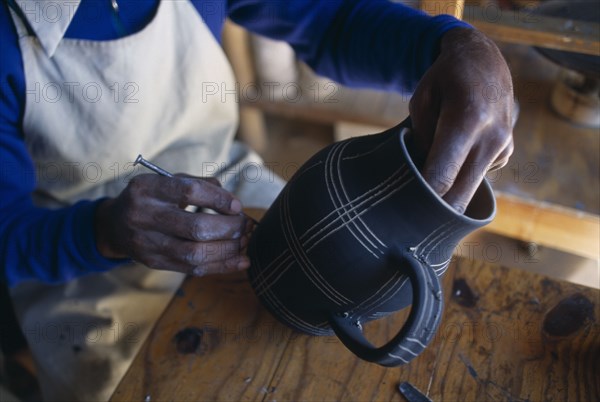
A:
[16,0,82,56]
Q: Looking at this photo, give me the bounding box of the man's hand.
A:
[94,174,253,276]
[409,27,515,213]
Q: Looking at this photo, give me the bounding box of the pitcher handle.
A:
[327,251,443,367]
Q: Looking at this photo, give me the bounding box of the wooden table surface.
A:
[111,257,599,402]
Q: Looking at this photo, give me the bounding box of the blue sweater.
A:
[0,0,469,286]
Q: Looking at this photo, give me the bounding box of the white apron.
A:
[8,1,283,400]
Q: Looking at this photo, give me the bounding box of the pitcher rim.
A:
[398,127,497,225]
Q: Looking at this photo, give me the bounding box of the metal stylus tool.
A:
[134,155,175,178]
[134,154,259,225]
[398,382,433,402]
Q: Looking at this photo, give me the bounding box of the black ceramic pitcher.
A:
[247,118,495,366]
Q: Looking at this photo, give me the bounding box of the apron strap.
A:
[4,0,35,37]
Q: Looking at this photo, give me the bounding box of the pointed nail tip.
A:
[237,259,250,270]
[230,199,242,214]
[452,204,466,214]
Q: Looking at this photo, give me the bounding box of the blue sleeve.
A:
[227,0,471,92]
[0,3,124,286]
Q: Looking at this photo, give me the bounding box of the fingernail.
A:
[453,204,466,214]
[237,258,250,270]
[230,199,242,214]
[240,235,249,249]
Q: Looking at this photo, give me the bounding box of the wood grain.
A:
[467,5,599,56]
[419,2,599,56]
[111,257,599,401]
[489,192,600,261]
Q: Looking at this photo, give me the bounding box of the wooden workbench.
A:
[111,257,599,401]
